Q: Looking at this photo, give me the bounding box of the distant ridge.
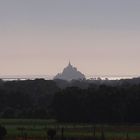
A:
[54,62,85,81]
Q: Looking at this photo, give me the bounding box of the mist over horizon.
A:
[0,73,139,81]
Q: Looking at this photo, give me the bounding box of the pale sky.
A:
[0,0,140,76]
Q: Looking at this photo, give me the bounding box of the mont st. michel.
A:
[54,62,85,81]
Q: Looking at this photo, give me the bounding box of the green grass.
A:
[1,119,140,139]
[0,118,56,125]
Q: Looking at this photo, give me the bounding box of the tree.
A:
[0,125,7,140]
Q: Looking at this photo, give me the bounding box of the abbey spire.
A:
[68,61,72,67]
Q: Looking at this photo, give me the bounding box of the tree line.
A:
[0,78,140,123]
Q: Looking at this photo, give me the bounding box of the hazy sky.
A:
[0,0,140,76]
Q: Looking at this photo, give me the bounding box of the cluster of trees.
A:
[0,79,59,118]
[53,84,140,123]
[0,78,140,123]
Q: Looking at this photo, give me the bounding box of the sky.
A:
[0,0,140,76]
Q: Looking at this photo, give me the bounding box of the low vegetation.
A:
[1,119,140,140]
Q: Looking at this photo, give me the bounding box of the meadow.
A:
[1,119,140,140]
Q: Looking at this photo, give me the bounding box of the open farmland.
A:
[1,119,140,140]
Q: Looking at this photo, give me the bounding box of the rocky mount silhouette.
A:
[54,62,85,81]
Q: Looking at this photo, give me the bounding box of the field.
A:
[1,119,140,140]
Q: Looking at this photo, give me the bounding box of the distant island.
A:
[54,62,85,81]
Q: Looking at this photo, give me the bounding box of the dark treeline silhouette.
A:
[0,79,59,119]
[53,85,140,123]
[0,78,140,123]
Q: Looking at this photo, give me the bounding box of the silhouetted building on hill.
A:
[54,62,86,81]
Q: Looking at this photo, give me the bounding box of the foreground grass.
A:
[0,119,140,139]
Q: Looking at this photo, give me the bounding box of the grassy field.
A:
[0,119,140,139]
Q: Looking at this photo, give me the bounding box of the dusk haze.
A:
[0,0,140,77]
[1,1,140,139]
